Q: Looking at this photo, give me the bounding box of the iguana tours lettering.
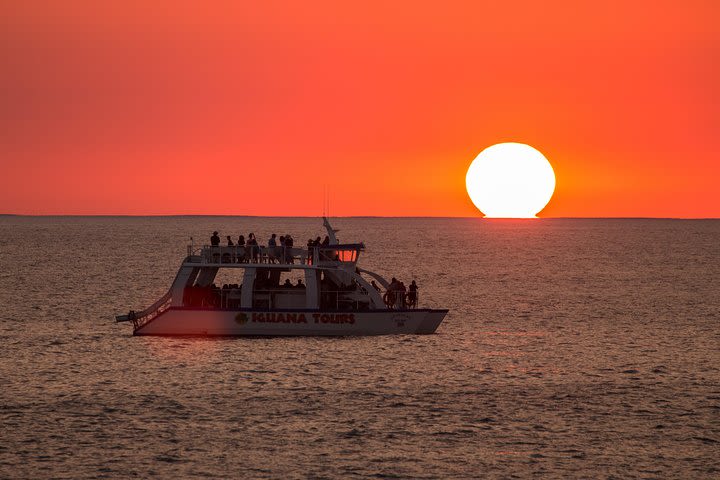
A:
[312,313,355,324]
[251,313,308,323]
[250,312,356,324]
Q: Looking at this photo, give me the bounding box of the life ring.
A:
[383,291,396,308]
[406,293,417,308]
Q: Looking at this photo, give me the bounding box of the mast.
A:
[322,217,339,245]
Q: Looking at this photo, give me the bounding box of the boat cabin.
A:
[173,242,382,311]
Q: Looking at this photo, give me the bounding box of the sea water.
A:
[0,217,718,478]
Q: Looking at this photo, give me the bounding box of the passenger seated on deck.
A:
[283,279,293,288]
[296,279,305,289]
[210,231,220,246]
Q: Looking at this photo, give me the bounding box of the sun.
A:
[466,143,556,218]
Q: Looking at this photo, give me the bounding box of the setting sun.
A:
[466,143,556,218]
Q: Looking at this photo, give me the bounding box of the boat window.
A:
[268,270,306,290]
[210,268,244,288]
[319,248,358,262]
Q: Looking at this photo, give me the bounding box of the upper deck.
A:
[186,243,364,268]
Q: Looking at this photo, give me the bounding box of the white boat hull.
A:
[134,308,447,336]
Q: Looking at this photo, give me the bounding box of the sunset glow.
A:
[0,2,718,217]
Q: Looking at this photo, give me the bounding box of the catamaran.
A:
[116,218,448,336]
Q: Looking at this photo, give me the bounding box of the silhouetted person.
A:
[399,282,407,308]
[236,235,246,262]
[408,280,418,308]
[322,235,330,246]
[307,238,315,264]
[226,236,234,246]
[248,233,259,262]
[283,279,293,288]
[296,279,305,289]
[285,235,294,263]
[267,234,278,263]
[211,231,220,246]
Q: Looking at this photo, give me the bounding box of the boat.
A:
[116,218,448,336]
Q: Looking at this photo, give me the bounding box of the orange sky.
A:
[1,1,718,217]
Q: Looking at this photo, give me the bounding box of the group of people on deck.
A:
[210,231,331,264]
[209,230,419,308]
[384,277,419,309]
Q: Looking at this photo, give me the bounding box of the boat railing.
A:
[120,290,173,331]
[190,245,360,266]
[174,284,419,311]
[254,288,371,311]
[381,289,419,310]
[194,287,415,311]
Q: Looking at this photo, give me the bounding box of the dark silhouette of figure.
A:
[210,231,220,246]
[236,235,247,263]
[306,238,315,264]
[296,279,305,289]
[226,236,234,246]
[248,233,259,262]
[408,280,418,308]
[279,236,286,263]
[267,234,278,263]
[285,235,294,263]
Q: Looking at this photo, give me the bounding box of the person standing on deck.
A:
[268,234,278,263]
[306,238,315,264]
[408,280,418,308]
[210,231,220,246]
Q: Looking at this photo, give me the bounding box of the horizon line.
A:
[1,213,718,220]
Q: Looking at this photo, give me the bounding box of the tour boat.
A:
[116,218,448,336]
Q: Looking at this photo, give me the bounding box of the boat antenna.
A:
[322,184,326,218]
[322,184,331,219]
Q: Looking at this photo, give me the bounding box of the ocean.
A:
[0,216,718,478]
